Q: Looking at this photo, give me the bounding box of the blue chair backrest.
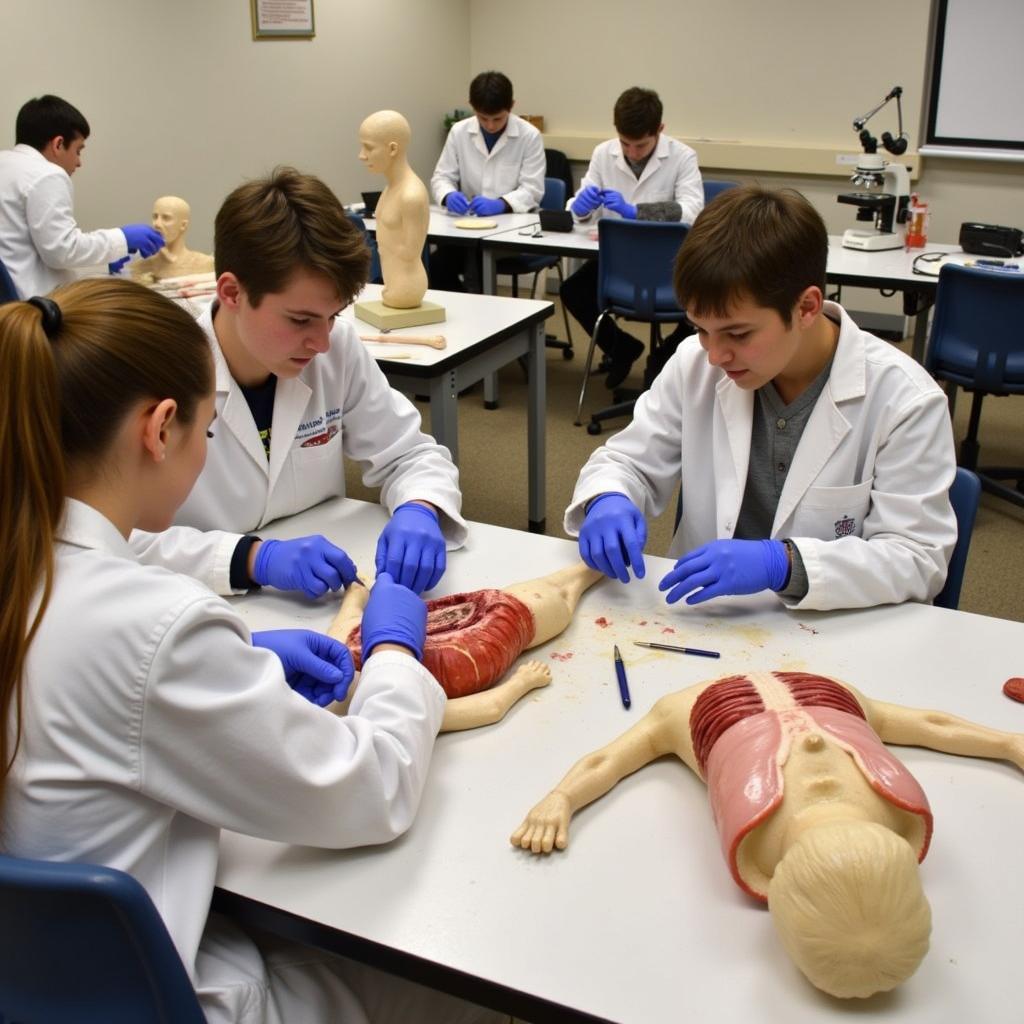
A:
[347,211,382,284]
[702,180,738,206]
[925,263,1024,391]
[597,218,689,319]
[0,853,206,1023]
[541,176,566,211]
[933,467,981,610]
[0,258,19,303]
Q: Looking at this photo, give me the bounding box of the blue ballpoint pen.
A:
[613,644,631,709]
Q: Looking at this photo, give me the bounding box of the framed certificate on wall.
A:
[251,0,315,40]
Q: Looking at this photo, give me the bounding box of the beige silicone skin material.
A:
[328,563,601,733]
[129,196,213,282]
[357,111,430,310]
[510,671,1024,1000]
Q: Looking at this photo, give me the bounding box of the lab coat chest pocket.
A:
[791,479,873,541]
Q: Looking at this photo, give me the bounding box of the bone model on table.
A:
[359,332,447,349]
[328,562,601,731]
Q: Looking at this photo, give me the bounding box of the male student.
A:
[562,86,704,388]
[567,185,957,611]
[130,167,466,598]
[429,70,545,291]
[0,94,164,298]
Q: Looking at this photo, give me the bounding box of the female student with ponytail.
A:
[0,278,500,1024]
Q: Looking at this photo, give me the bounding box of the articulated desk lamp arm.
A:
[839,86,912,251]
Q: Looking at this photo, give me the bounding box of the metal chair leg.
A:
[575,310,611,425]
[554,262,574,358]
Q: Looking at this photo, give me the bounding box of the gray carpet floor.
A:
[346,300,1023,624]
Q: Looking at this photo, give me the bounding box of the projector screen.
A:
[923,0,1024,159]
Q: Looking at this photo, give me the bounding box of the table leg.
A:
[429,371,460,464]
[527,321,547,534]
[481,247,500,405]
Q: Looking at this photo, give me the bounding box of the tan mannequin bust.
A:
[129,196,213,282]
[358,111,429,309]
[511,671,1024,999]
[329,563,601,732]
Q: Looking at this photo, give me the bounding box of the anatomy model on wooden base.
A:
[129,196,213,283]
[511,670,1024,999]
[329,563,601,732]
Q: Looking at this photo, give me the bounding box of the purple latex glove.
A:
[570,184,603,217]
[578,492,647,583]
[120,224,166,257]
[601,190,637,220]
[251,535,357,599]
[445,191,470,215]
[469,195,506,217]
[659,539,789,605]
[374,502,446,594]
[108,256,131,274]
[252,629,355,706]
[361,571,427,660]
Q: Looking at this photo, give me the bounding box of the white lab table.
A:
[214,498,1024,1024]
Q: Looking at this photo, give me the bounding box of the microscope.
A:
[838,86,912,251]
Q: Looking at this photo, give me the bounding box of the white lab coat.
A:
[7,499,448,1024]
[430,114,545,213]
[129,304,467,594]
[567,135,704,226]
[565,303,958,610]
[0,144,126,298]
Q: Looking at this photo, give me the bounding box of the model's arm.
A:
[511,697,687,853]
[860,691,1024,770]
[25,174,127,270]
[672,145,705,226]
[784,385,957,611]
[502,130,546,213]
[430,126,463,207]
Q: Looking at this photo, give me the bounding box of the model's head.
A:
[151,196,191,245]
[358,110,411,174]
[470,71,514,132]
[16,94,90,175]
[613,87,663,161]
[768,821,931,998]
[674,185,828,328]
[214,167,370,309]
[0,278,213,813]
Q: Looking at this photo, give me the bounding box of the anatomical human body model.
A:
[512,671,1024,999]
[129,196,213,282]
[329,562,601,732]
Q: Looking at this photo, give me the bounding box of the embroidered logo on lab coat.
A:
[297,406,342,448]
[300,424,339,448]
[834,515,856,538]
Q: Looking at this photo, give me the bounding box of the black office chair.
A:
[0,258,19,303]
[575,219,689,432]
[925,263,1024,510]
[0,852,206,1023]
[495,177,575,358]
[544,147,575,207]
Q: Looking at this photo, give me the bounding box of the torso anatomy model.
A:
[329,563,602,732]
[511,670,1024,999]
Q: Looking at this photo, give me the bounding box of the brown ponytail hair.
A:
[0,277,213,814]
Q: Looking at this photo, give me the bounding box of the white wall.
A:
[0,0,472,250]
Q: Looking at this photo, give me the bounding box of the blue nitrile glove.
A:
[251,535,357,599]
[445,191,470,215]
[659,539,789,605]
[578,492,647,583]
[375,502,446,594]
[601,190,637,220]
[108,256,131,274]
[570,184,603,217]
[120,224,166,257]
[469,195,505,217]
[252,629,355,706]
[360,571,427,660]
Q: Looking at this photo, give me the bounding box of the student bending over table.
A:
[567,185,957,610]
[0,278,502,1024]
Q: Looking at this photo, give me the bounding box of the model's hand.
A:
[374,502,445,594]
[510,791,572,854]
[120,224,166,257]
[251,629,354,706]
[468,195,505,217]
[445,191,470,215]
[361,571,427,660]
[579,492,647,583]
[601,190,637,220]
[570,185,603,217]
[659,538,789,605]
[251,535,357,598]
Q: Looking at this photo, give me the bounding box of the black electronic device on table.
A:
[539,209,574,233]
[959,223,1024,258]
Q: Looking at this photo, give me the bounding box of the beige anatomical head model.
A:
[151,195,190,245]
[358,110,411,176]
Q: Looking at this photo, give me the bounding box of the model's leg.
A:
[503,563,603,647]
[441,660,552,733]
